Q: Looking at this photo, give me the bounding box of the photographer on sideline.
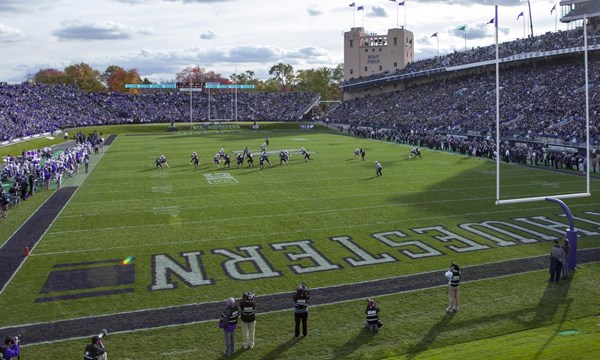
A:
[83,335,106,360]
[0,335,20,360]
[293,283,310,338]
[445,262,461,313]
[365,298,383,333]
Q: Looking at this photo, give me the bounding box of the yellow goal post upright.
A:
[494,9,592,270]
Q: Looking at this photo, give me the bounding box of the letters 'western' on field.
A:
[148,211,600,291]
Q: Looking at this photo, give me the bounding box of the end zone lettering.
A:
[147,213,600,291]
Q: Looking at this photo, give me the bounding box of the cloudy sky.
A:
[0,0,565,83]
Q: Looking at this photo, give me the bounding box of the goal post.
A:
[495,12,592,205]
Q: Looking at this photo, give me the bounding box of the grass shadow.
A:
[259,337,297,360]
[530,272,574,359]
[331,327,375,359]
[405,312,455,359]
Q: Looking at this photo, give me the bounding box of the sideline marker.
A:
[25,247,30,256]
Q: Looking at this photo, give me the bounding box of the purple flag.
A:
[399,1,405,5]
[349,2,355,7]
[357,5,364,11]
[517,11,524,20]
[551,4,556,14]
[431,32,438,37]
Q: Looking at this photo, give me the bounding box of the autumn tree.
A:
[102,65,142,93]
[176,66,231,85]
[268,63,295,92]
[64,63,106,92]
[32,68,68,85]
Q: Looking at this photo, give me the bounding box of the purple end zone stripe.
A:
[40,265,135,293]
[35,288,134,303]
[0,187,77,291]
[102,134,117,146]
[54,259,122,268]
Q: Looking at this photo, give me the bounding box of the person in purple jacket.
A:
[0,335,20,360]
[219,297,239,357]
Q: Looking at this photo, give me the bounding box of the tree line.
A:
[29,62,343,101]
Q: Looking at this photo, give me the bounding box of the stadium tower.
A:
[560,0,600,31]
[343,27,414,82]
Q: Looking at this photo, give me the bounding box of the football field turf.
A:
[1,124,599,359]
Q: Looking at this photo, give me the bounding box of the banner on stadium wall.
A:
[299,124,314,130]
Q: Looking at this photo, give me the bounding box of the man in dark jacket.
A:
[293,284,310,338]
[365,298,383,333]
[239,291,256,350]
[82,335,105,360]
[549,240,565,283]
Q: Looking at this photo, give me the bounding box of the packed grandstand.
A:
[1,27,599,152]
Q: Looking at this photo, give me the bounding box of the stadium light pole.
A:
[521,0,534,37]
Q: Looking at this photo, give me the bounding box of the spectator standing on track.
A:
[239,291,257,350]
[293,283,310,338]
[549,240,565,283]
[1,190,8,218]
[561,239,570,279]
[219,297,239,357]
[445,262,461,312]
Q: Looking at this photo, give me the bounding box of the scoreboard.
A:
[125,82,254,90]
[175,82,204,88]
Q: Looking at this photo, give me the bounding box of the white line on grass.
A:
[13,251,600,346]
[32,202,585,256]
[0,144,111,296]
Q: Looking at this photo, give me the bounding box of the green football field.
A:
[1,124,599,359]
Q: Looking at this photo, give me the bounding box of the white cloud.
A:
[416,0,521,6]
[307,8,323,16]
[368,6,387,18]
[52,21,153,41]
[0,22,25,42]
[199,30,216,40]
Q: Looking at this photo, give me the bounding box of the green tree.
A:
[64,63,106,92]
[268,63,295,92]
[295,64,343,100]
[32,68,67,85]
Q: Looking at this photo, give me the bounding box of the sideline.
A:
[1,247,599,345]
[0,136,116,294]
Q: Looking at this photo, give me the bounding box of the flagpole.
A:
[527,0,534,37]
[495,5,500,203]
[584,14,590,194]
[555,5,558,32]
[353,8,356,27]
[396,3,399,28]
[523,15,526,38]
[437,36,439,56]
[404,2,407,29]
[362,9,364,28]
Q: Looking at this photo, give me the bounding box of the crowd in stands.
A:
[324,29,600,173]
[344,28,600,87]
[0,84,318,141]
[0,131,101,219]
[328,54,600,147]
